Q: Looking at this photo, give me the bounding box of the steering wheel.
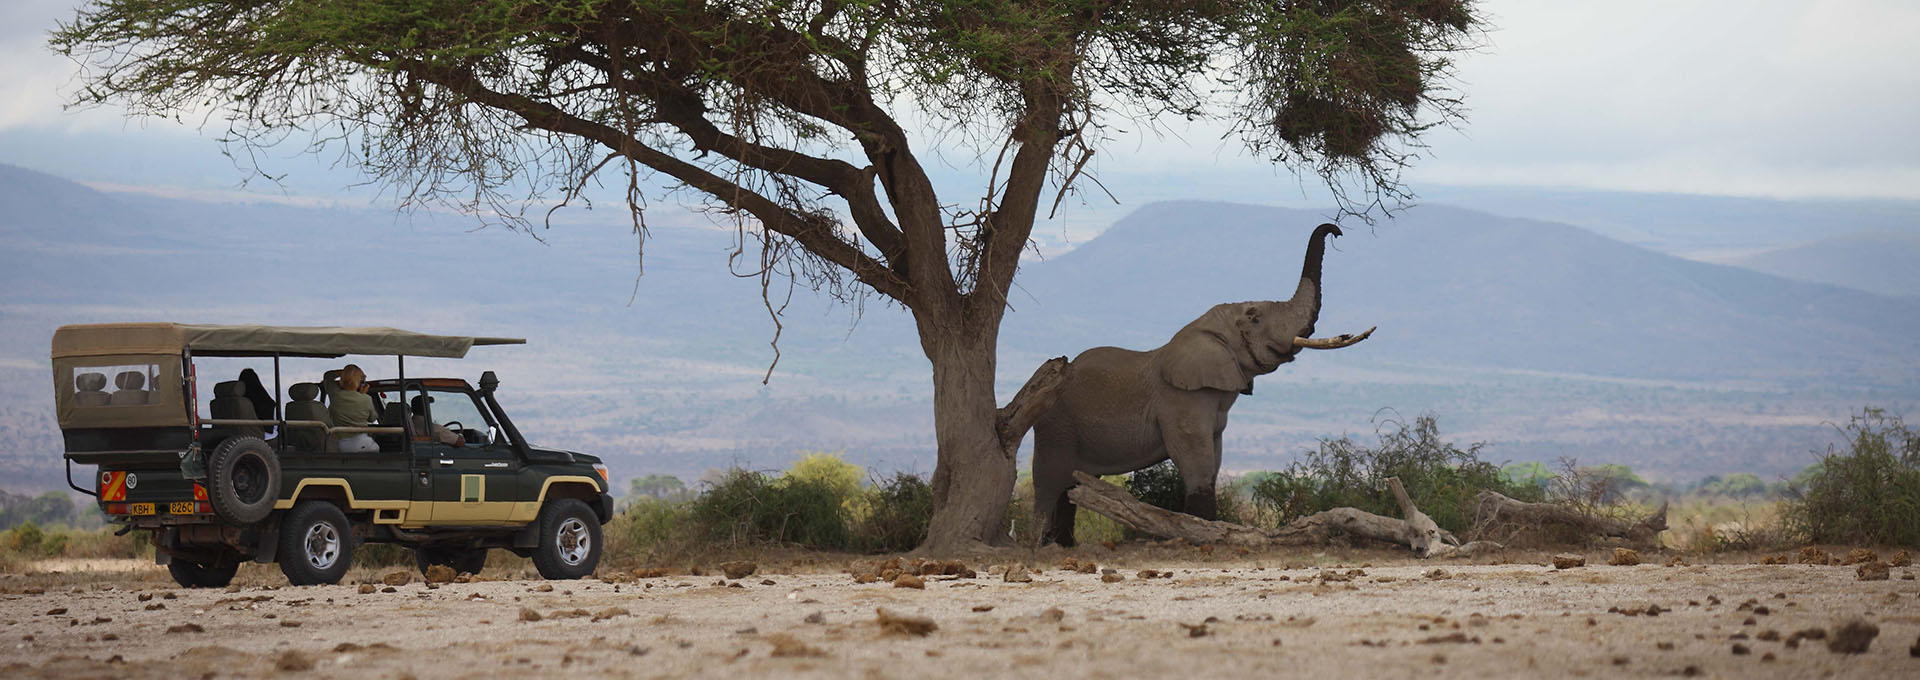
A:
[441,421,463,433]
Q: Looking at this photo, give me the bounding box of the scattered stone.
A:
[1908,634,1919,658]
[165,623,204,634]
[137,593,153,602]
[592,607,629,622]
[380,571,413,587]
[633,567,672,578]
[44,608,66,616]
[875,608,937,636]
[970,605,994,613]
[1827,619,1878,654]
[535,584,554,593]
[1656,641,1675,651]
[162,592,176,600]
[224,585,241,593]
[1760,554,1788,565]
[1418,632,1477,645]
[1100,571,1125,584]
[1608,548,1641,566]
[1666,555,1688,567]
[893,574,925,589]
[759,579,776,586]
[1136,569,1170,579]
[1180,622,1210,638]
[1003,567,1033,584]
[803,611,826,624]
[765,633,825,657]
[279,621,302,628]
[380,587,397,593]
[720,561,757,580]
[853,573,879,584]
[1756,629,1781,642]
[1798,547,1833,565]
[1889,549,1913,567]
[548,608,592,619]
[1425,568,1450,580]
[1038,608,1065,623]
[1840,548,1879,566]
[518,608,542,623]
[276,651,315,672]
[1856,561,1891,581]
[1731,643,1750,655]
[424,565,456,584]
[1552,554,1586,569]
[357,584,376,594]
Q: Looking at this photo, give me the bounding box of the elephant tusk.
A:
[1293,326,1375,350]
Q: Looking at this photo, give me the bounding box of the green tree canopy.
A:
[54,0,1482,552]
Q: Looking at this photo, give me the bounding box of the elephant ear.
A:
[1160,304,1255,394]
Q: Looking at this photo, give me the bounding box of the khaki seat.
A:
[209,380,264,439]
[109,371,150,406]
[74,372,111,407]
[283,383,331,452]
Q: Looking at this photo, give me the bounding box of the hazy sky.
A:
[4,0,1918,213]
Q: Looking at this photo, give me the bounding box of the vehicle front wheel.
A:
[278,501,353,586]
[414,546,488,577]
[167,555,239,588]
[531,499,600,580]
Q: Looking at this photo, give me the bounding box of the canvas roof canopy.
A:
[51,323,525,359]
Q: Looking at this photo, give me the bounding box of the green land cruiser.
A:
[52,323,614,588]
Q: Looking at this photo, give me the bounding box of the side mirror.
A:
[478,370,499,394]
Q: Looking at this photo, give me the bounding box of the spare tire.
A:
[207,436,280,524]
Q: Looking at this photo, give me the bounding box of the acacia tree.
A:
[54,0,1480,552]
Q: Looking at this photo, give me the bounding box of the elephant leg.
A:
[1165,424,1221,522]
[1031,439,1079,548]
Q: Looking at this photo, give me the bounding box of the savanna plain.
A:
[3,546,1917,679]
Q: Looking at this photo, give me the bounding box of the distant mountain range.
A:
[1718,231,1920,298]
[2,163,1916,491]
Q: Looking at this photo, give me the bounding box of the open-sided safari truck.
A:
[52,323,613,588]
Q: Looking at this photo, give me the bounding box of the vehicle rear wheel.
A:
[207,436,280,524]
[414,546,488,577]
[531,499,600,580]
[278,501,353,586]
[167,555,239,588]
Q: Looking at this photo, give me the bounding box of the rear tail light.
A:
[106,503,127,515]
[197,502,212,514]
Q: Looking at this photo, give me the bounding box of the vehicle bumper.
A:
[595,493,615,523]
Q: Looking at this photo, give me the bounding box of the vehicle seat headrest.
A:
[76,372,108,392]
[288,383,320,401]
[213,380,243,398]
[115,371,147,391]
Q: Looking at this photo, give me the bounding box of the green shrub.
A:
[1125,460,1245,524]
[1786,408,1920,546]
[687,468,852,550]
[855,472,934,553]
[354,542,413,567]
[6,521,45,554]
[1248,414,1543,533]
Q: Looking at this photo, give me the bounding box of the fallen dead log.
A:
[1473,490,1668,544]
[1386,477,1452,557]
[1065,471,1467,553]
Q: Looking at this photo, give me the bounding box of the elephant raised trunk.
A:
[1289,222,1343,321]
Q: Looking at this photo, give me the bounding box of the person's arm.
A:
[320,370,343,399]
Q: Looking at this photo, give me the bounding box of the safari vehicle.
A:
[52,323,614,588]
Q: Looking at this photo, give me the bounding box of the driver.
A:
[410,395,465,447]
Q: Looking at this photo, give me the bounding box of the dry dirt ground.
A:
[2,548,1917,679]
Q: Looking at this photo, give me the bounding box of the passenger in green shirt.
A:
[322,364,378,452]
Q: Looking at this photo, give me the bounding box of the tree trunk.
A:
[917,320,1017,554]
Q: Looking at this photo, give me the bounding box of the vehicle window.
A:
[425,389,490,434]
[71,364,161,407]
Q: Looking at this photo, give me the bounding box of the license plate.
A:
[129,502,155,516]
[169,502,196,515]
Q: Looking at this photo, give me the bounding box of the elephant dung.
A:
[892,574,925,589]
[424,565,457,584]
[875,608,937,637]
[1552,554,1586,570]
[1856,561,1890,581]
[1003,567,1034,583]
[1608,549,1641,566]
[720,561,758,580]
[1827,619,1879,653]
[380,571,413,586]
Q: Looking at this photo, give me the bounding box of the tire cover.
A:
[207,436,281,524]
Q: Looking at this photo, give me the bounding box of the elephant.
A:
[1030,222,1372,546]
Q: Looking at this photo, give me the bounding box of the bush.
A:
[1248,414,1543,533]
[1786,408,1920,546]
[1125,460,1245,525]
[686,468,852,550]
[855,472,934,553]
